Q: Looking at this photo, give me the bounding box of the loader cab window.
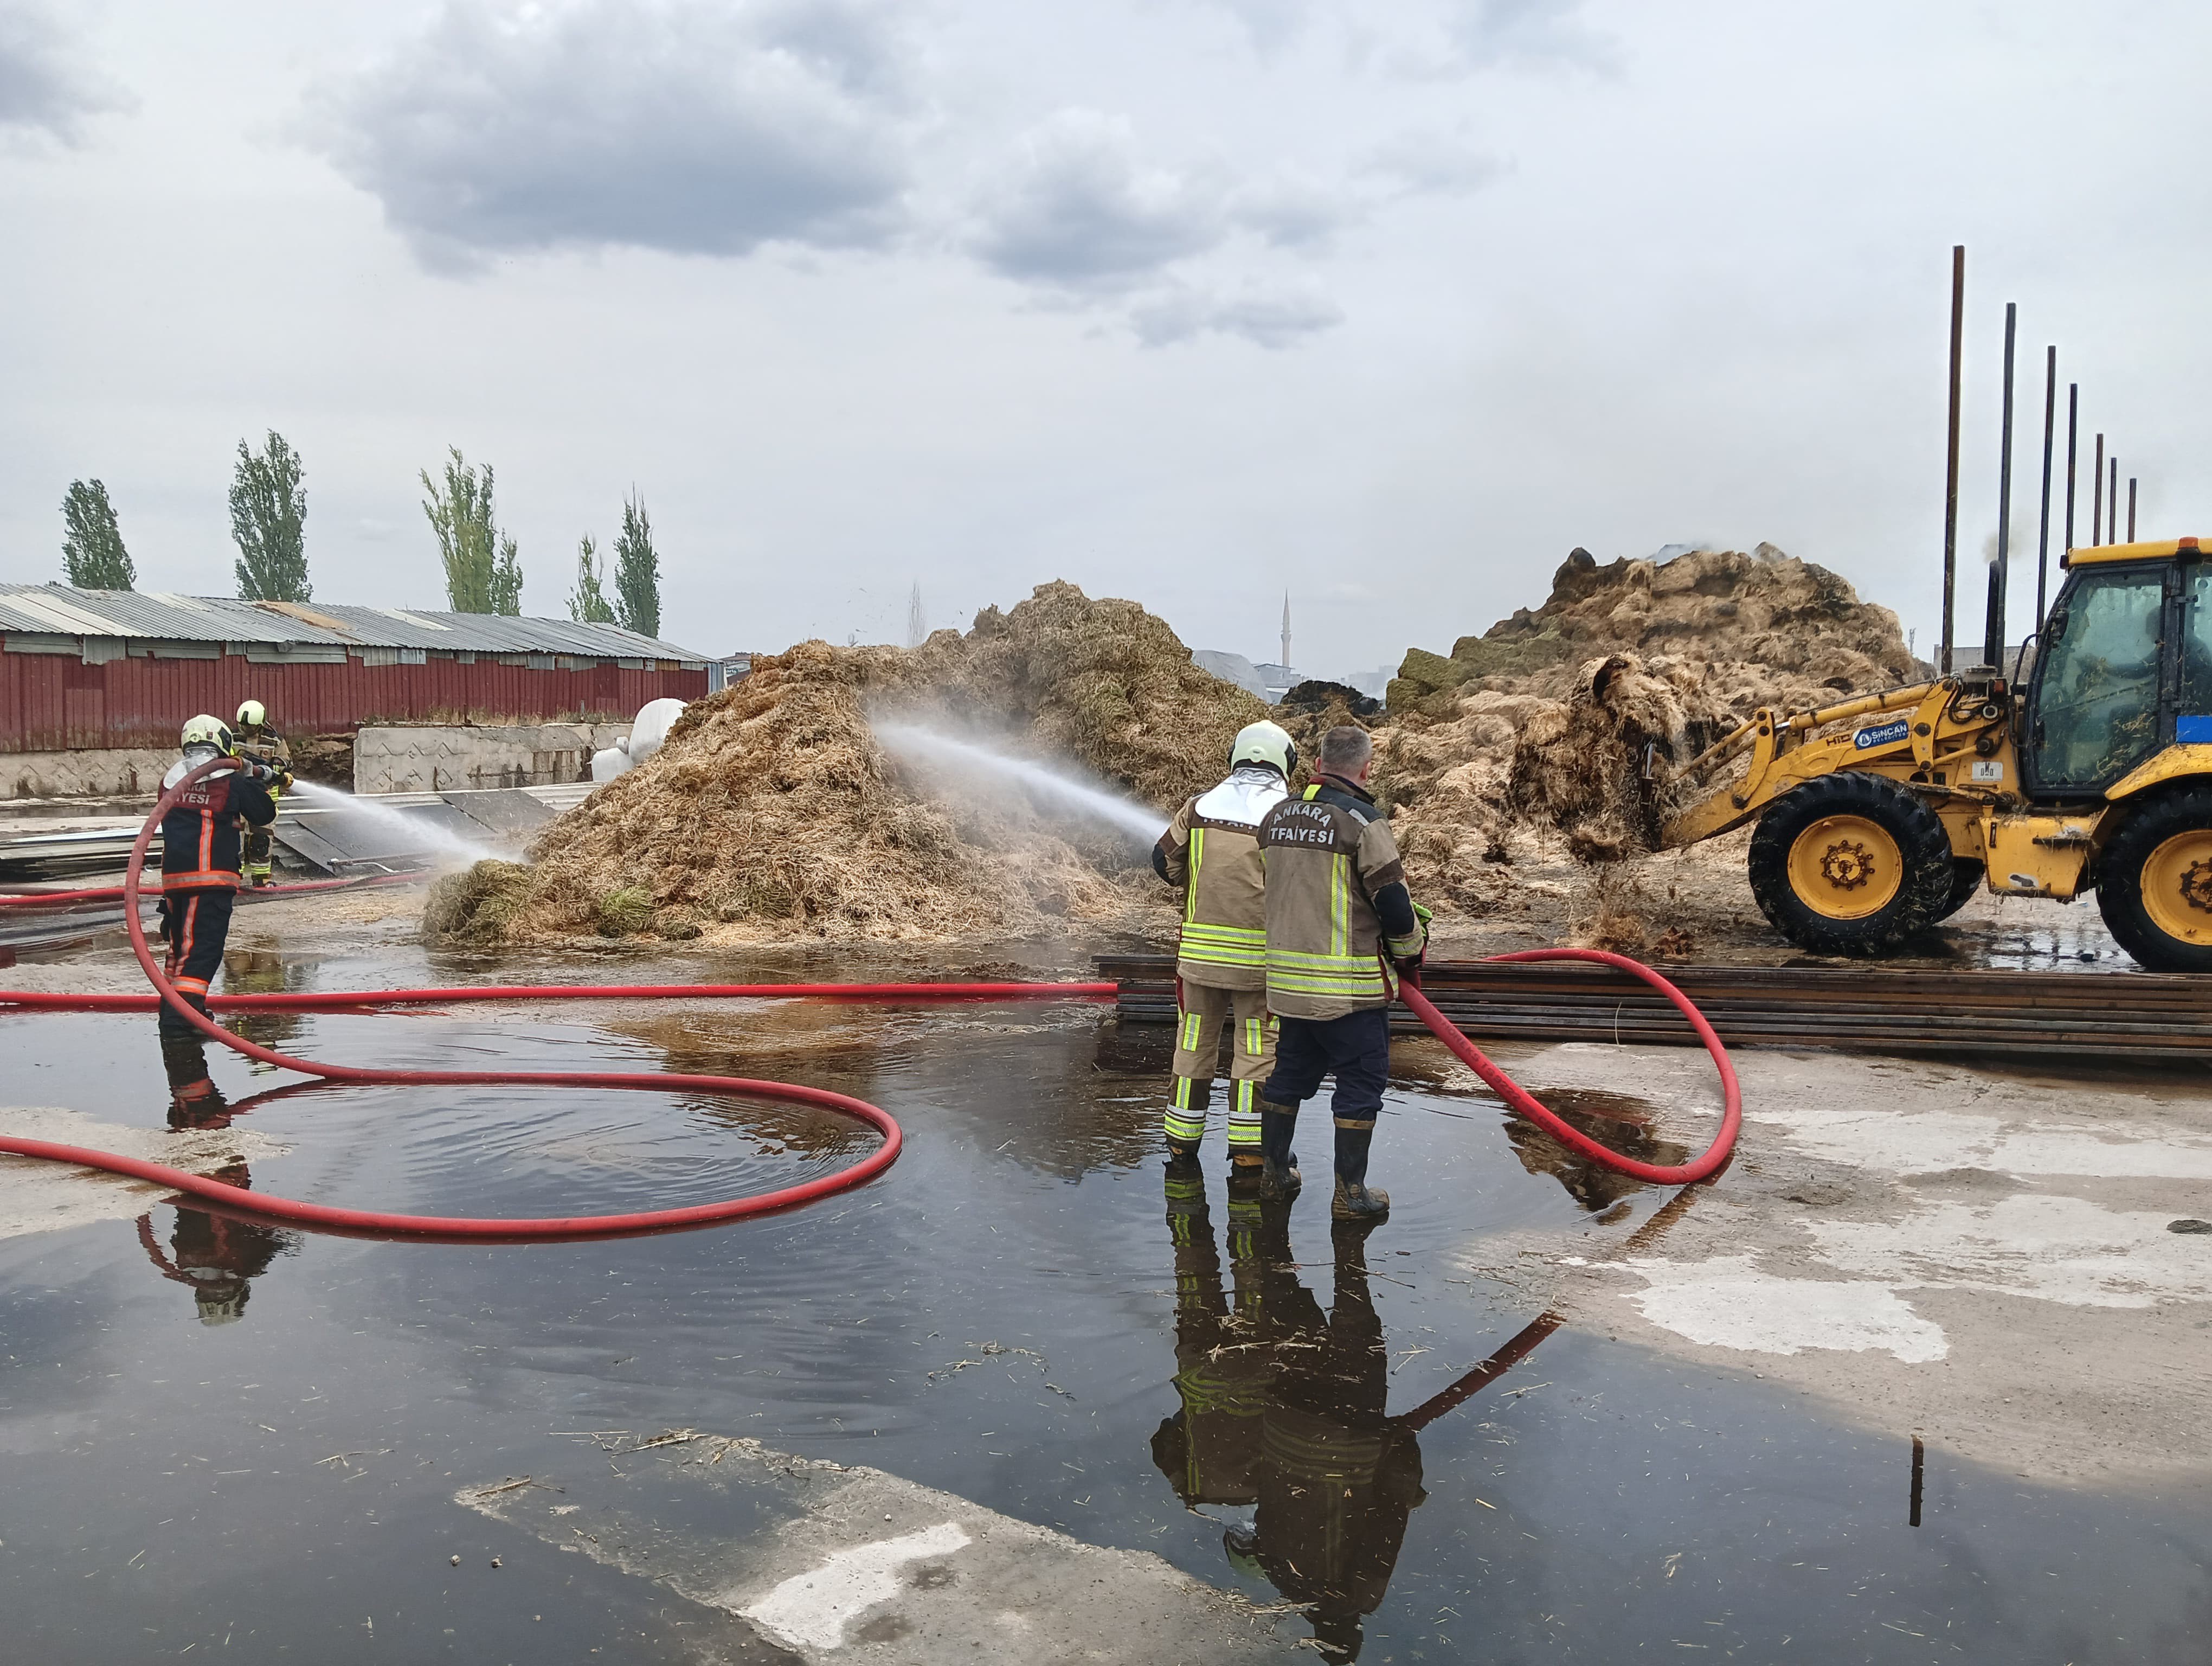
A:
[2029,565,2165,793]
[2182,566,2212,736]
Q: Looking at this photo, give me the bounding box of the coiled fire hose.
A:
[0,759,1739,1241]
[0,757,1117,1241]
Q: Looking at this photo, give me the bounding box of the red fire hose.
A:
[1400,951,1740,1185]
[0,761,1739,1240]
[0,874,415,908]
[0,758,1114,1241]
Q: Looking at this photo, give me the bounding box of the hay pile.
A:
[427,583,1267,947]
[1375,544,1919,934]
[421,549,1920,957]
[1389,543,1915,717]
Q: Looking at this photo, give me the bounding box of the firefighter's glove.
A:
[1392,901,1433,981]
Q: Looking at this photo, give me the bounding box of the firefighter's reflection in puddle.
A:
[1151,1161,1426,1662]
[137,1031,294,1326]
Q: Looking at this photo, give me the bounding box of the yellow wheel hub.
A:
[2140,826,2212,947]
[1787,814,1904,920]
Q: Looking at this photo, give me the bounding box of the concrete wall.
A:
[353,723,631,794]
[2,748,172,800]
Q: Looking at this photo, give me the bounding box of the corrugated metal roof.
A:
[0,584,706,661]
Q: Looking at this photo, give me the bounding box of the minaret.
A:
[1279,591,1292,669]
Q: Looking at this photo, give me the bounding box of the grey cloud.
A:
[966,110,1230,290]
[313,0,916,269]
[1360,127,1504,196]
[1231,172,1356,249]
[1444,0,1616,72]
[0,1,131,145]
[1128,283,1343,349]
[1199,0,1321,54]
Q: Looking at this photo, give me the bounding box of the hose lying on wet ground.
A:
[1400,949,1742,1186]
[0,757,1114,1241]
[0,759,1739,1240]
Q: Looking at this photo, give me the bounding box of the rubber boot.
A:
[1330,1124,1388,1222]
[1258,1101,1302,1198]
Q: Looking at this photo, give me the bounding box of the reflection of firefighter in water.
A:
[1150,1161,1270,1508]
[138,1031,292,1325]
[1150,1174,1427,1663]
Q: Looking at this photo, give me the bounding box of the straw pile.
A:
[1375,544,1919,934]
[426,583,1266,947]
[421,549,1919,956]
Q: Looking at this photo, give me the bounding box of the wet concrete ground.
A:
[3,926,2210,1662]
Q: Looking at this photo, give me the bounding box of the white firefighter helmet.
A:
[235,698,267,729]
[181,714,235,754]
[1229,719,1296,778]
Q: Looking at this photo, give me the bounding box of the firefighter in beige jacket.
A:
[1151,721,1296,1166]
[1255,725,1427,1221]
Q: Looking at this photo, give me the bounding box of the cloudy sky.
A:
[3,0,2205,676]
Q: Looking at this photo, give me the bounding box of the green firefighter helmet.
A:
[235,698,268,730]
[181,714,235,755]
[1229,719,1296,779]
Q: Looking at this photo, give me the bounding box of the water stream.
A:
[285,777,504,867]
[871,722,1167,842]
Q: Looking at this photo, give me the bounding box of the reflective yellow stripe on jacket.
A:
[1175,825,1267,971]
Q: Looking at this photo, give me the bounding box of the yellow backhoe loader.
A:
[1659,537,2212,971]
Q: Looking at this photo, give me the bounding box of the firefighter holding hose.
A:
[156,716,281,1035]
[232,699,291,887]
[1254,726,1427,1222]
[1152,721,1296,1172]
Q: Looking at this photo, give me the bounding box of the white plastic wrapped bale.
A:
[590,697,691,784]
[626,698,689,766]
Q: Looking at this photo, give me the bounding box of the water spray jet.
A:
[870,722,1167,843]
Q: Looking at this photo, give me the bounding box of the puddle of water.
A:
[2,939,2208,1662]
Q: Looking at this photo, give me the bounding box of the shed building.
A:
[1,584,710,756]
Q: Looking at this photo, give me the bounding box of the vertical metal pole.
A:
[1941,246,1965,675]
[2128,476,2138,541]
[1984,301,2016,669]
[2035,345,2056,632]
[2111,457,2119,543]
[2093,433,2105,542]
[2063,385,2079,559]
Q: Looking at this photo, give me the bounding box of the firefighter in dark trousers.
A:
[1152,721,1295,1169]
[232,699,291,887]
[1149,1162,1272,1510]
[157,716,281,1035]
[143,1029,290,1324]
[1255,726,1427,1220]
[1224,1219,1427,1663]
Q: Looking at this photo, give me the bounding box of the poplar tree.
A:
[613,490,660,639]
[421,447,523,615]
[61,479,134,588]
[568,533,615,624]
[230,431,310,601]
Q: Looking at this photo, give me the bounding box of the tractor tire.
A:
[1746,772,1955,956]
[1933,858,1985,922]
[2093,786,2212,973]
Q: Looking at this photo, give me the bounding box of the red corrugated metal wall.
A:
[0,653,706,752]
